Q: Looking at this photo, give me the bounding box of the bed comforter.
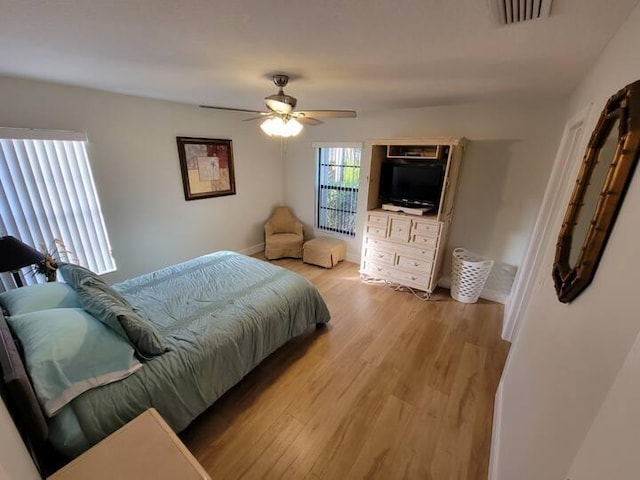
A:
[48,251,330,456]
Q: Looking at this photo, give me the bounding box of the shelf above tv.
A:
[387,144,441,159]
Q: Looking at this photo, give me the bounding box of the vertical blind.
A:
[0,128,115,288]
[315,145,361,237]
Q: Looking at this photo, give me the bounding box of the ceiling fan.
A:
[200,74,357,137]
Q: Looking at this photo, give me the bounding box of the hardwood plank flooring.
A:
[181,257,510,480]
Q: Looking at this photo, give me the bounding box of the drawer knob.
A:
[411,276,417,281]
[413,262,419,267]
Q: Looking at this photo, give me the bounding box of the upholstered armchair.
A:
[264,206,304,260]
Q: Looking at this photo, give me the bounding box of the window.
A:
[315,143,362,237]
[0,128,115,287]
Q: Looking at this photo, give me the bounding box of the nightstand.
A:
[48,408,210,480]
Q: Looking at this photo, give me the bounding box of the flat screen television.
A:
[379,160,446,210]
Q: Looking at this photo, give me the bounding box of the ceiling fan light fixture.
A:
[283,117,303,137]
[260,117,303,137]
[264,95,296,115]
[260,117,281,136]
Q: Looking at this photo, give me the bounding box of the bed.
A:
[0,251,330,472]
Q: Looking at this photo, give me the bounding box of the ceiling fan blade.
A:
[243,115,274,122]
[199,105,270,115]
[297,117,323,126]
[295,110,357,118]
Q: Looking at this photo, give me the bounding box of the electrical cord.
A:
[359,273,432,301]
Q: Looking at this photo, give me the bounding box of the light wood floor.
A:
[181,258,510,480]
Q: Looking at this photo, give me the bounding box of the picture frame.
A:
[176,137,236,201]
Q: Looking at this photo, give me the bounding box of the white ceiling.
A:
[1,0,638,113]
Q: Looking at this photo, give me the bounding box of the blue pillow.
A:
[6,308,142,416]
[76,279,169,359]
[0,282,81,315]
[58,263,126,303]
[58,262,169,358]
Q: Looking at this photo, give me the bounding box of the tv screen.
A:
[379,161,445,209]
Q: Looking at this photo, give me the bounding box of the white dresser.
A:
[360,137,465,295]
[361,210,448,293]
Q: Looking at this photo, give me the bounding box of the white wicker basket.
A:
[450,248,494,304]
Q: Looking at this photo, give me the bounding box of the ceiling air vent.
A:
[493,0,553,25]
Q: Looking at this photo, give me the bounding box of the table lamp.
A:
[0,236,45,287]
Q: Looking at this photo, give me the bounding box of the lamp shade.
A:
[0,236,45,272]
[260,117,303,138]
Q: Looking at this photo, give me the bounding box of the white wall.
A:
[283,102,565,270]
[0,398,40,480]
[492,4,640,479]
[566,329,640,480]
[0,75,284,283]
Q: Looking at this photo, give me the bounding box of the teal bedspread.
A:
[49,251,330,457]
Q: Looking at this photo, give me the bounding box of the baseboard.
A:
[488,382,504,480]
[438,275,509,304]
[481,288,510,304]
[238,243,265,256]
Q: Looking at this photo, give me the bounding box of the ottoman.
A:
[303,237,346,268]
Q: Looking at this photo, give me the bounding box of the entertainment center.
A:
[360,137,467,296]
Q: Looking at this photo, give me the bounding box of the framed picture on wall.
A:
[176,137,236,201]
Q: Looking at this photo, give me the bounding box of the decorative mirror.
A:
[553,80,640,303]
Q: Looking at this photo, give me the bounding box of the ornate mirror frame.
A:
[553,80,640,303]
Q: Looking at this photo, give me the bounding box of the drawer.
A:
[387,269,431,291]
[410,234,438,248]
[364,237,397,255]
[411,220,440,237]
[365,225,387,239]
[395,242,436,260]
[396,254,433,273]
[366,212,388,228]
[361,260,392,278]
[388,218,410,242]
[364,246,395,266]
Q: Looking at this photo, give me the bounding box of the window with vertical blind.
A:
[0,128,115,287]
[314,143,362,237]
